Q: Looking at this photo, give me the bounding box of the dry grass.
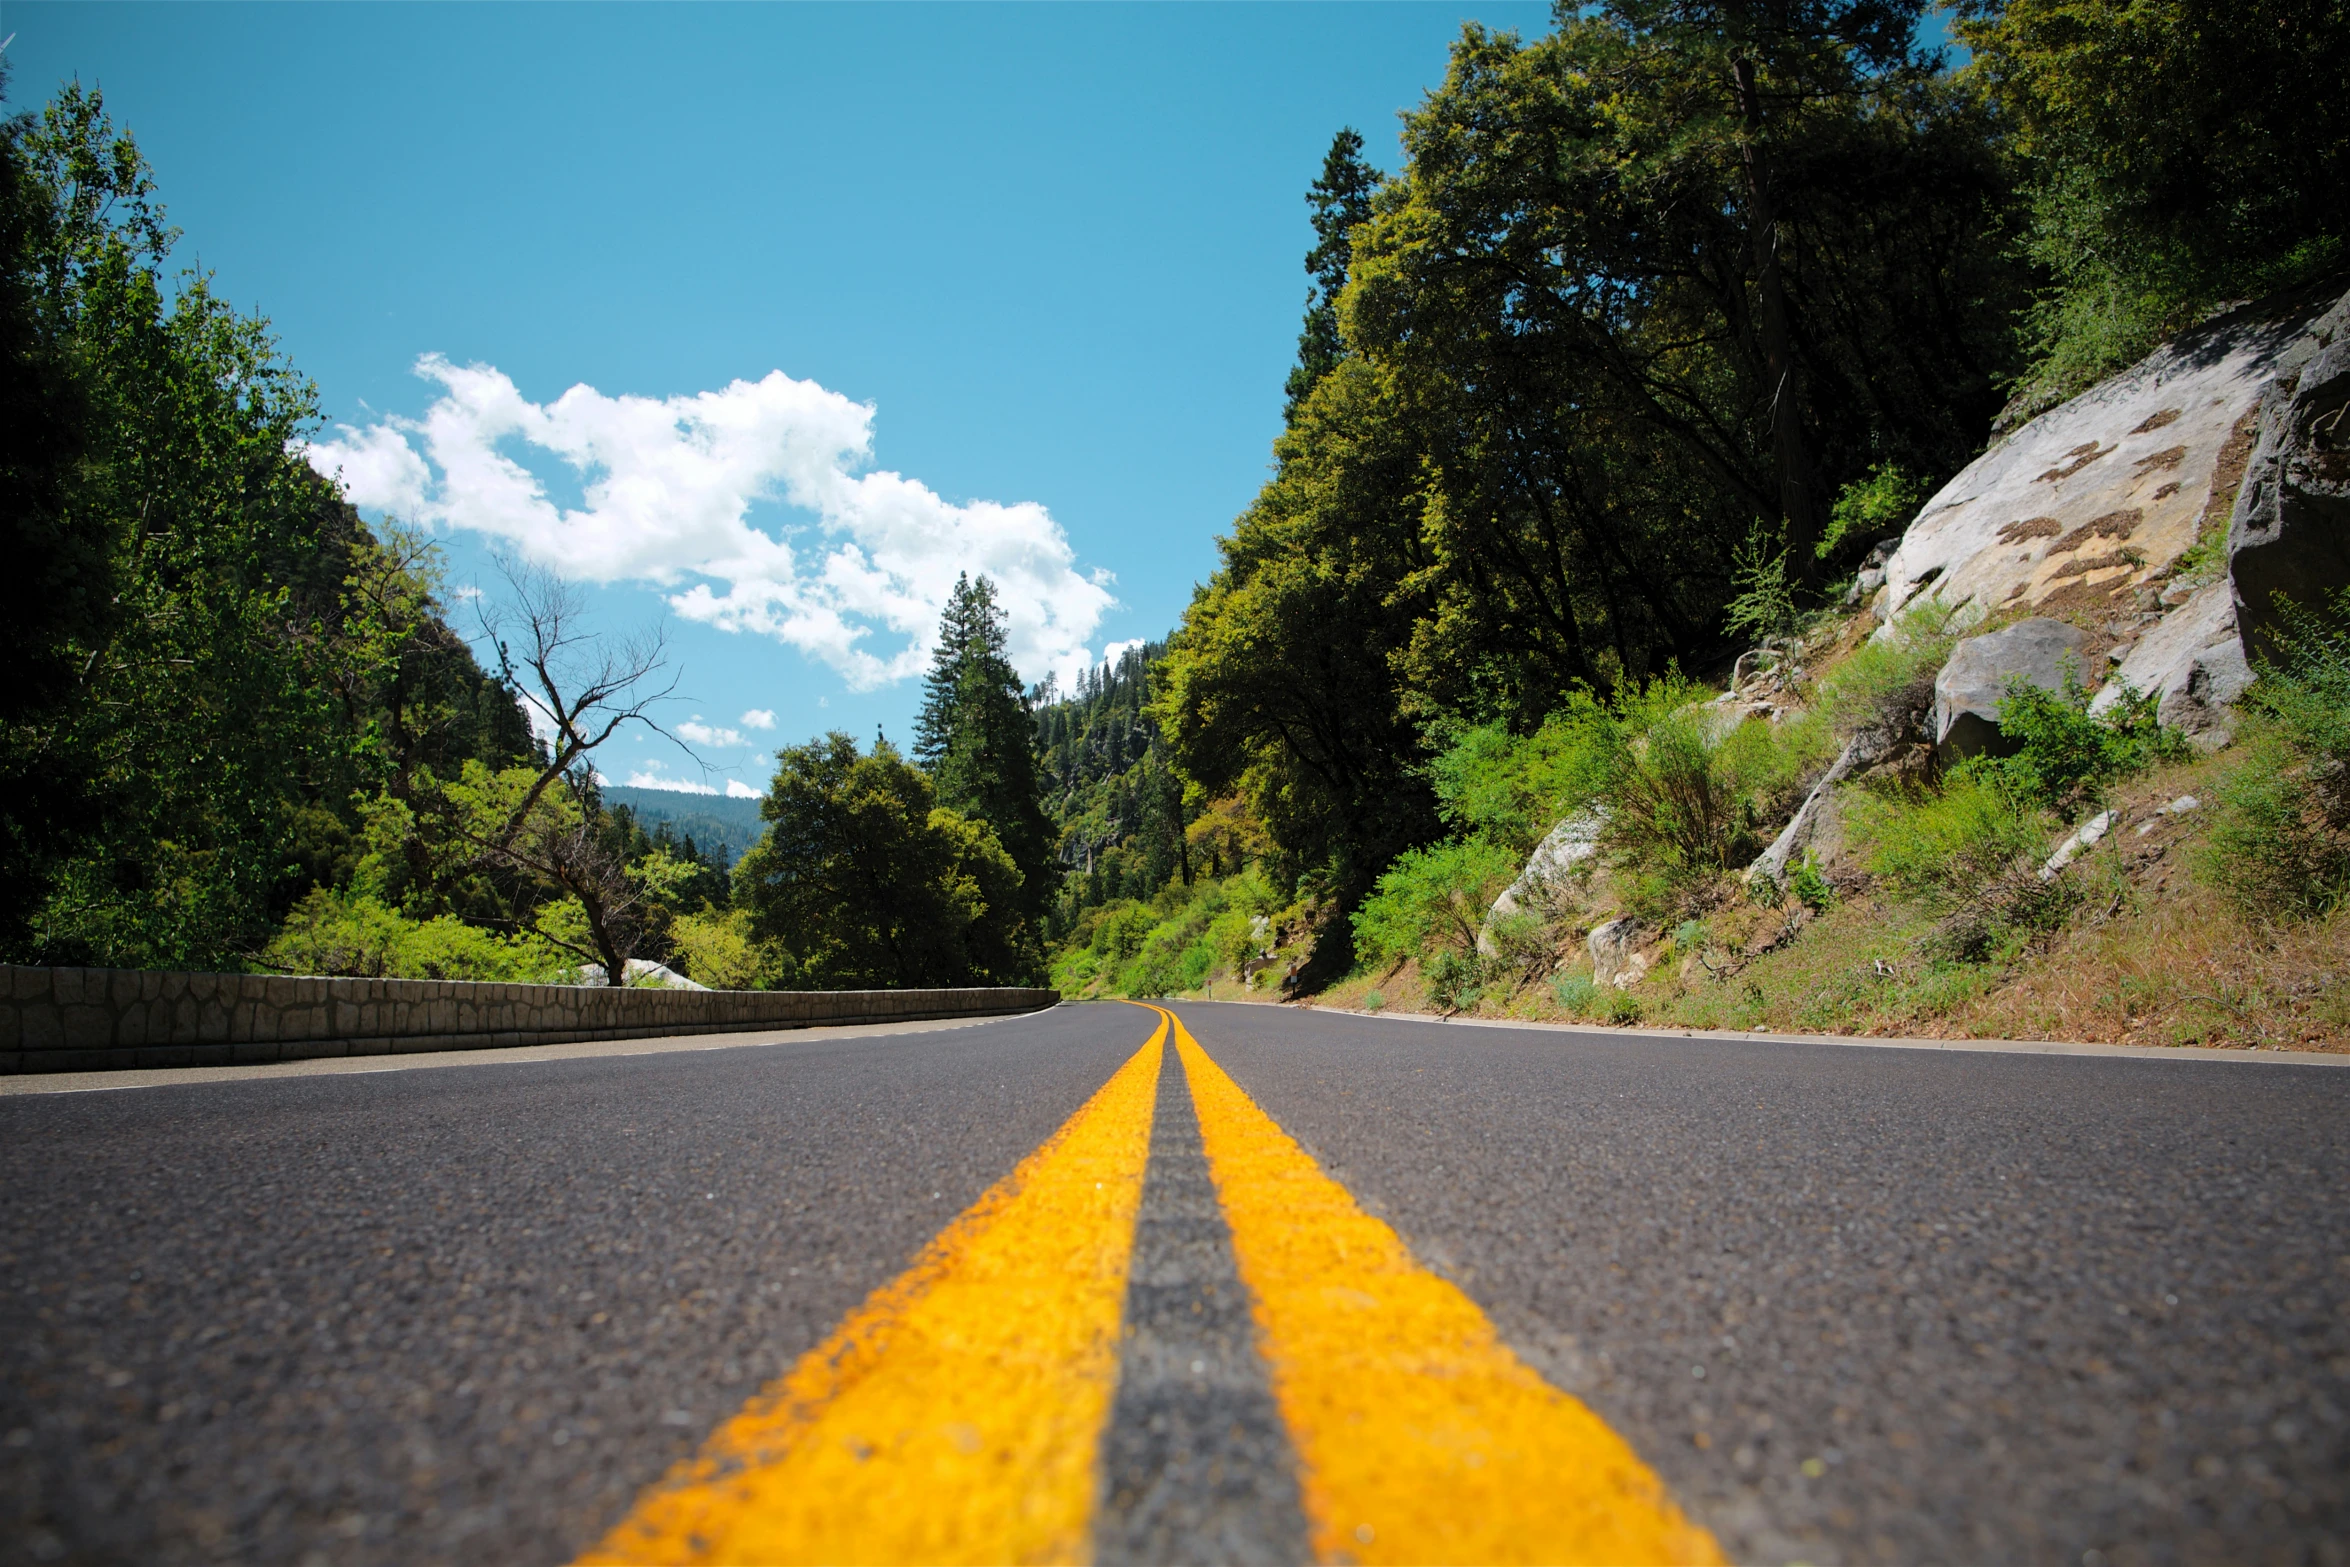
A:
[1932,881,2349,1049]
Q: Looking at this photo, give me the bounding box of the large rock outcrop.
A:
[1476,812,1601,956]
[1880,281,2347,746]
[2228,289,2350,662]
[2087,577,2251,743]
[1877,299,2318,635]
[1933,618,2091,761]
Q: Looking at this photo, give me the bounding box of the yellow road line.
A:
[577,1016,1166,1567]
[1164,1007,1724,1566]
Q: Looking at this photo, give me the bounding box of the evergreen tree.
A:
[913,574,1061,918]
[1282,128,1381,422]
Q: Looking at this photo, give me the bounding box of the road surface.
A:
[3,999,2345,1565]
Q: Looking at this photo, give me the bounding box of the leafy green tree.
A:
[913,573,1060,921]
[1283,128,1382,421]
[1157,359,1442,929]
[0,68,110,949]
[1347,5,2019,644]
[736,732,1038,987]
[1963,0,2350,410]
[6,84,370,966]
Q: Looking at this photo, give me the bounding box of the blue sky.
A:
[2,1,1550,796]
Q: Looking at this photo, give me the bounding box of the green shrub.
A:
[264,887,565,982]
[1424,948,1483,1012]
[2197,734,2350,923]
[1595,988,1644,1025]
[1986,665,2186,816]
[1362,989,1385,1012]
[1584,680,1830,918]
[1351,839,1520,970]
[1482,908,1555,976]
[1554,973,1600,1012]
[1847,766,2083,961]
[1820,464,1929,560]
[2197,591,2350,921]
[1790,855,1835,913]
[1815,597,1964,738]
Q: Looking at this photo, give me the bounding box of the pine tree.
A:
[1282,128,1381,423]
[913,574,1061,918]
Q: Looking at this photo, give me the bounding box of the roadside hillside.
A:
[1143,285,2350,1051]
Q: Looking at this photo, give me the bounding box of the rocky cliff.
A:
[1874,280,2350,749]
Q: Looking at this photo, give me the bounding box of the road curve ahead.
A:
[2,1000,2344,1565]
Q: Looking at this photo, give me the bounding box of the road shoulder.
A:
[1177,997,2349,1066]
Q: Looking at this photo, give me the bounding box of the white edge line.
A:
[1168,997,2350,1067]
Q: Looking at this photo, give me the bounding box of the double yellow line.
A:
[580,1007,1720,1566]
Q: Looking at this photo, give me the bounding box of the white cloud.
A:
[306,356,1118,690]
[739,708,776,730]
[1100,637,1148,669]
[620,770,718,795]
[678,718,746,748]
[725,779,763,799]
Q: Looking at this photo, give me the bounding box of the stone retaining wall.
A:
[0,966,1059,1075]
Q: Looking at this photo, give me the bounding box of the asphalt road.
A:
[4,999,2346,1565]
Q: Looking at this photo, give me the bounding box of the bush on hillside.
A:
[667,907,798,990]
[264,886,568,982]
[1985,666,2187,817]
[1814,597,1966,739]
[2197,735,2350,922]
[1584,681,1832,918]
[1351,840,1520,971]
[2197,590,2350,921]
[1846,767,2077,961]
[1848,768,2045,911]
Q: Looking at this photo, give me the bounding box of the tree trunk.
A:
[1732,51,1822,585]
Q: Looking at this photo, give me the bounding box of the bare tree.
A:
[456,560,691,986]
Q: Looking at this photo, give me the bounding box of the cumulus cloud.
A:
[739,708,776,730]
[1100,637,1148,669]
[306,356,1117,690]
[725,779,762,799]
[677,718,746,748]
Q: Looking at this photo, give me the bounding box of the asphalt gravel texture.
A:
[4,997,2346,1567]
[0,1007,1137,1567]
[1095,1035,1306,1565]
[1172,1001,2350,1567]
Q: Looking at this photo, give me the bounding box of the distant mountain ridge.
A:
[600,786,766,866]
